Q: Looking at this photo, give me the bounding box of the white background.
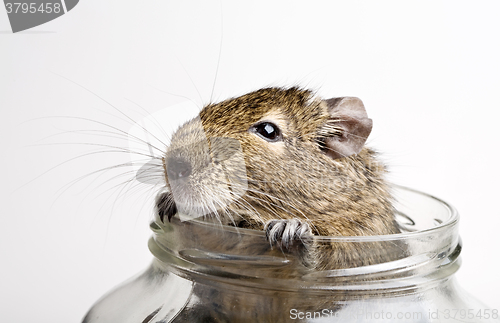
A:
[1,1,500,322]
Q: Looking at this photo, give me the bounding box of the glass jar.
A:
[82,187,499,322]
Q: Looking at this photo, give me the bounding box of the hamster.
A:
[155,86,400,270]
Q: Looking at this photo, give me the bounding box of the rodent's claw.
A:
[265,219,313,251]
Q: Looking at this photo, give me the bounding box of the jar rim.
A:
[168,185,459,242]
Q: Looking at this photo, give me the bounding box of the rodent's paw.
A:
[155,191,177,223]
[265,219,313,251]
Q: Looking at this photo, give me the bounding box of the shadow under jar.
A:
[83,186,499,323]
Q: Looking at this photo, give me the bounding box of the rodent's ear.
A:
[321,97,373,160]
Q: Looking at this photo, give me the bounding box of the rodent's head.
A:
[158,87,393,236]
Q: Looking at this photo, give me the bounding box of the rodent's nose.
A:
[166,157,192,180]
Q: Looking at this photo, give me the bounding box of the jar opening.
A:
[149,186,461,294]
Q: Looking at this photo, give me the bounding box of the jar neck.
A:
[149,223,461,296]
[149,187,461,296]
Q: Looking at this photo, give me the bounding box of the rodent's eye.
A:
[251,122,282,142]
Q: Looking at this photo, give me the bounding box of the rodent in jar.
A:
[155,86,401,270]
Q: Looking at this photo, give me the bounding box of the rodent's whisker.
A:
[53,168,155,222]
[29,141,162,160]
[209,2,224,105]
[15,145,154,194]
[53,73,164,133]
[55,164,148,201]
[28,127,131,145]
[124,98,173,145]
[104,174,152,215]
[171,56,205,106]
[148,85,201,110]
[55,115,168,155]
